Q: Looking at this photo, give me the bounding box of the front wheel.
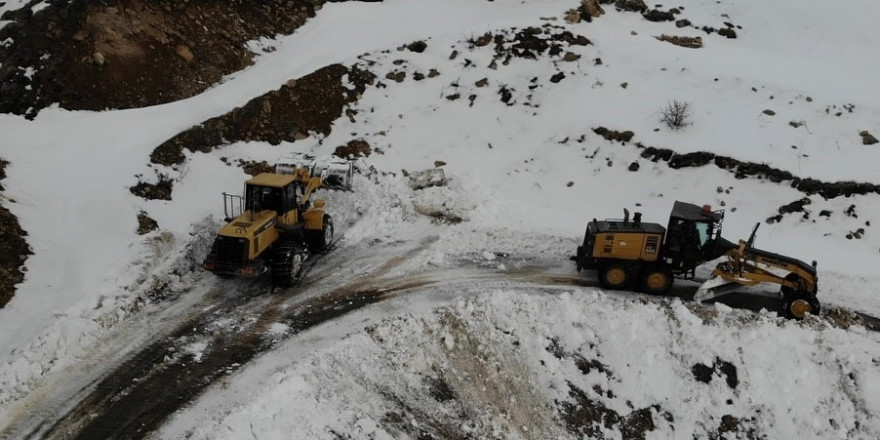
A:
[308,215,334,254]
[782,290,821,319]
[272,242,305,287]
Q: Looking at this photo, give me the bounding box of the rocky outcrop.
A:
[0,0,369,118]
[0,159,31,308]
[150,64,375,166]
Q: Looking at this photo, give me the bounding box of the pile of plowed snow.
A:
[162,287,880,439]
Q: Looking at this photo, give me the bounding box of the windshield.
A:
[246,185,282,213]
[695,221,711,245]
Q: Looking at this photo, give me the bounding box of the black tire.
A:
[308,215,334,254]
[271,242,304,287]
[782,290,821,319]
[780,272,802,297]
[640,266,673,295]
[599,263,631,290]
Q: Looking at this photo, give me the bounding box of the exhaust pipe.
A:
[276,153,354,191]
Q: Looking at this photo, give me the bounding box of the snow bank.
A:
[164,289,880,439]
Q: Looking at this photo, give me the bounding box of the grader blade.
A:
[694,276,742,303]
[276,153,354,191]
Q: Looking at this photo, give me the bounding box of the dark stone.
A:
[668,152,715,169]
[675,19,691,28]
[574,356,612,376]
[692,363,714,383]
[718,28,737,38]
[550,72,566,83]
[136,212,159,235]
[716,359,738,389]
[498,86,514,104]
[333,139,371,158]
[406,40,427,53]
[472,32,493,47]
[714,155,741,170]
[615,0,647,12]
[643,9,675,21]
[628,161,640,172]
[778,197,811,215]
[385,71,405,83]
[593,127,635,143]
[641,147,674,162]
[426,376,456,402]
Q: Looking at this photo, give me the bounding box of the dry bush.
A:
[660,100,693,129]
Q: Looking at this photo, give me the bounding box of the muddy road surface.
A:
[3,236,877,440]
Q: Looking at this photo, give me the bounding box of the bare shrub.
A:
[660,100,693,129]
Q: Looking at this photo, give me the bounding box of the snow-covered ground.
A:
[1,0,880,438]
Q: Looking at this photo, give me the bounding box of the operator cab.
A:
[244,173,301,215]
[663,201,733,274]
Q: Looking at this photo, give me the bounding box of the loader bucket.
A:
[276,153,354,191]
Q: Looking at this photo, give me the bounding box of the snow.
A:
[159,288,880,439]
[1,0,880,438]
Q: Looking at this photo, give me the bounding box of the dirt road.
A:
[4,236,876,440]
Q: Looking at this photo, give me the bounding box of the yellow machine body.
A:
[590,231,663,262]
[204,169,339,279]
[574,202,820,319]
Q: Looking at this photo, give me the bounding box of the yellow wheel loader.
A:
[571,201,820,319]
[203,154,353,286]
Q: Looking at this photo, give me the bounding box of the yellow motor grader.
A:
[203,154,353,286]
[572,201,820,319]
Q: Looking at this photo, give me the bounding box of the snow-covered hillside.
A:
[1,0,879,438]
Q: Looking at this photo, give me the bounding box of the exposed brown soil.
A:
[32,241,428,440]
[0,158,31,308]
[135,211,158,235]
[149,63,376,167]
[655,34,703,49]
[546,337,671,440]
[0,0,362,118]
[637,143,880,200]
[333,139,372,159]
[129,173,173,200]
[237,159,275,176]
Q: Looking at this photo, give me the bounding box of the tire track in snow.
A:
[9,237,879,440]
[20,237,436,440]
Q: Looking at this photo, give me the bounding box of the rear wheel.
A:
[308,215,334,254]
[272,242,305,287]
[640,266,673,295]
[782,290,821,319]
[599,263,631,289]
